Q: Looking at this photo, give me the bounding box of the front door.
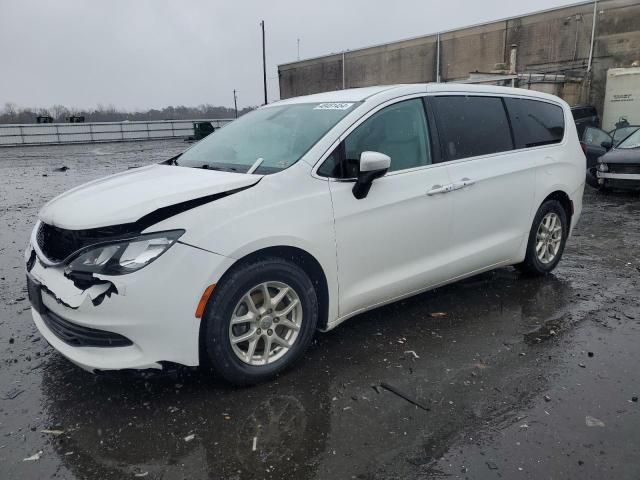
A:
[322,98,454,317]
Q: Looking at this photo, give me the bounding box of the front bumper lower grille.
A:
[41,309,133,348]
[608,164,640,175]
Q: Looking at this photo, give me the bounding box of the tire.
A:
[201,257,318,385]
[515,200,569,276]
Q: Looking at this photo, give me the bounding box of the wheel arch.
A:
[541,190,573,227]
[198,245,330,365]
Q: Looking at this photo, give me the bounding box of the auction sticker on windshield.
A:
[314,103,354,110]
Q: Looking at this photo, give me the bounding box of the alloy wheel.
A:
[228,281,303,365]
[535,212,563,264]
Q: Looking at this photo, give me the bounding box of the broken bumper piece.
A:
[28,274,131,347]
[26,241,234,372]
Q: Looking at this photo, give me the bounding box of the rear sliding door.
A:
[430,95,536,276]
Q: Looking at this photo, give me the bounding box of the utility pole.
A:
[297,38,300,60]
[342,51,346,89]
[436,33,441,83]
[260,20,267,105]
[233,89,238,118]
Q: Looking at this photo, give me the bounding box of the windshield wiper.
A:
[246,157,264,174]
[200,164,238,172]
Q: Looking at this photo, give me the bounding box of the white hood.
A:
[39,164,261,230]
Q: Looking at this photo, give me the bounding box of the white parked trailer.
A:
[602,67,640,130]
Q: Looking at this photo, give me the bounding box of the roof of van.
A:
[272,83,565,106]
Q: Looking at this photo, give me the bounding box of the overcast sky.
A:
[1,0,582,111]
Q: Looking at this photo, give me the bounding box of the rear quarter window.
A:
[506,98,565,149]
[431,96,513,161]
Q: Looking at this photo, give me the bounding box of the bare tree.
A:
[0,102,254,124]
[3,102,17,121]
[50,104,70,122]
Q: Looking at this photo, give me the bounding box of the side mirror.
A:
[352,151,391,199]
[601,140,613,150]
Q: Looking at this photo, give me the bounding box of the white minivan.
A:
[26,84,585,384]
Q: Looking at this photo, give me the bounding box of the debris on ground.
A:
[404,350,420,359]
[134,472,149,478]
[585,416,605,427]
[380,382,430,411]
[544,395,552,402]
[486,461,499,470]
[2,387,24,400]
[184,434,195,442]
[524,320,561,343]
[55,166,69,172]
[252,436,257,451]
[41,429,65,436]
[429,312,448,318]
[632,396,638,403]
[23,451,43,461]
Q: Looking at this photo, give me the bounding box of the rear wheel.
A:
[202,257,318,385]
[516,200,568,276]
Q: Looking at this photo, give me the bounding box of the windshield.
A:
[611,126,640,146]
[176,102,358,173]
[616,128,640,149]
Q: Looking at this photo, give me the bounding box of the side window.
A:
[432,96,513,161]
[505,98,565,148]
[582,126,612,146]
[317,98,431,178]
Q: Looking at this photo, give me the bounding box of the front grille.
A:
[36,222,133,263]
[42,308,133,348]
[608,164,640,175]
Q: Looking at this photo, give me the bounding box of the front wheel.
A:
[202,257,318,385]
[515,200,568,276]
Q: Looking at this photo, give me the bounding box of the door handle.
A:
[427,184,453,196]
[453,177,476,190]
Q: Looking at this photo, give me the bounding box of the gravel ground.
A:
[1,140,639,480]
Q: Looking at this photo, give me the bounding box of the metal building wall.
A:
[278,0,640,113]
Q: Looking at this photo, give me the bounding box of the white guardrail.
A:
[0,119,233,146]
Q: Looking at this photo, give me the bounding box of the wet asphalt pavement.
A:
[1,140,639,480]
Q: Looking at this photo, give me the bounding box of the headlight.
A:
[66,230,184,275]
[597,163,608,172]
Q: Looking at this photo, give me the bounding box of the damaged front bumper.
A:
[26,239,234,372]
[597,171,640,181]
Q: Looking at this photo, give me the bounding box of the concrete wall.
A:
[278,0,640,115]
